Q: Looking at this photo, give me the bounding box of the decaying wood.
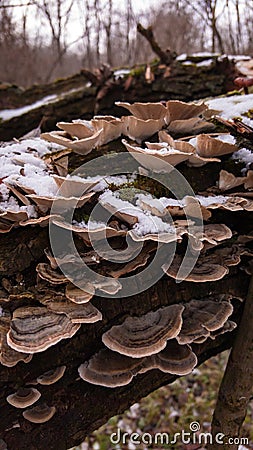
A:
[0,56,238,141]
[209,274,253,450]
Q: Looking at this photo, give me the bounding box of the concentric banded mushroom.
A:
[102,304,184,358]
[163,253,229,282]
[177,297,234,344]
[7,307,80,353]
[78,340,197,388]
[37,366,66,385]
[7,388,41,408]
[23,404,56,423]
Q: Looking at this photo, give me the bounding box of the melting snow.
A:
[72,174,137,192]
[73,219,107,229]
[195,195,228,206]
[216,134,236,144]
[206,94,253,125]
[0,195,37,218]
[0,94,58,121]
[99,190,175,236]
[232,148,253,169]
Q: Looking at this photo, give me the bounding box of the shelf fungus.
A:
[177,297,234,344]
[52,217,127,246]
[122,138,220,173]
[219,169,253,192]
[0,315,33,367]
[22,404,56,423]
[37,366,66,385]
[39,294,102,323]
[115,101,167,124]
[41,129,103,155]
[102,305,184,358]
[7,307,80,353]
[0,94,252,424]
[122,116,163,143]
[78,340,197,388]
[163,253,229,283]
[7,388,41,409]
[52,174,99,197]
[195,134,238,158]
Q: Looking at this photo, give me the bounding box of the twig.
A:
[137,23,176,65]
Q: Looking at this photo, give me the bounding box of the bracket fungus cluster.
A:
[0,94,252,443]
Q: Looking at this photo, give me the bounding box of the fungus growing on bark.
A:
[91,116,123,145]
[37,366,66,385]
[78,348,143,387]
[109,243,156,278]
[36,263,69,285]
[177,297,234,344]
[234,77,253,94]
[78,340,197,388]
[115,101,167,121]
[27,191,94,211]
[102,304,184,358]
[41,129,103,154]
[65,283,95,304]
[140,339,198,376]
[122,116,163,143]
[122,139,190,172]
[52,216,126,246]
[53,175,98,197]
[166,100,208,122]
[22,404,56,423]
[219,170,246,191]
[163,253,229,283]
[0,315,33,367]
[39,294,102,323]
[7,388,41,408]
[7,307,80,353]
[56,120,95,139]
[195,134,238,157]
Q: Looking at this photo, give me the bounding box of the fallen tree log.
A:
[0,95,252,450]
[0,260,248,450]
[0,55,238,141]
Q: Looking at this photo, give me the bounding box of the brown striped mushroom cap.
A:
[78,340,197,388]
[41,129,103,154]
[7,388,41,409]
[177,297,234,344]
[7,307,80,353]
[23,404,56,423]
[37,366,66,385]
[102,304,184,358]
[115,101,167,122]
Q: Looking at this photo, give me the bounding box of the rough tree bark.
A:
[209,274,253,450]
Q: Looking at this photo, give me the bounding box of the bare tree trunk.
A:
[104,0,113,66]
[208,274,253,450]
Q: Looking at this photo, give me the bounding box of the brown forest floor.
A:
[71,351,253,450]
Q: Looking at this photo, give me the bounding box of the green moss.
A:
[129,65,146,78]
[72,210,90,224]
